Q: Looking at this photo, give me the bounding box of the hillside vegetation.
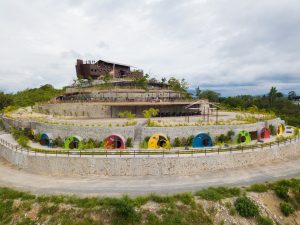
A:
[0,84,62,111]
[0,179,299,225]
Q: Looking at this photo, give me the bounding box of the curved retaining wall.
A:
[1,117,134,140]
[142,118,284,141]
[0,138,299,176]
[1,116,284,141]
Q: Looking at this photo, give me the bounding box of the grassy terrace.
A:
[0,179,299,224]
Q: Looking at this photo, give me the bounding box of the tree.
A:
[0,92,13,111]
[195,86,202,98]
[143,108,159,125]
[118,111,136,120]
[133,74,149,90]
[197,90,220,102]
[161,77,167,84]
[143,108,159,119]
[268,86,282,107]
[288,91,297,100]
[168,77,191,99]
[103,73,112,85]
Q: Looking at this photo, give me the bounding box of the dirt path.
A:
[0,156,300,197]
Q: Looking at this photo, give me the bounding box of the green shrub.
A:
[196,187,241,201]
[181,137,188,146]
[234,196,259,218]
[34,133,41,142]
[111,195,141,224]
[144,136,150,143]
[256,215,273,225]
[17,136,29,147]
[279,202,294,216]
[269,124,275,135]
[173,137,181,147]
[274,185,289,201]
[126,138,133,148]
[0,199,13,224]
[16,218,37,225]
[174,192,194,205]
[247,184,269,193]
[294,127,299,136]
[53,137,64,147]
[187,135,194,146]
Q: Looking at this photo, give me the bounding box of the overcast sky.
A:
[0,0,300,96]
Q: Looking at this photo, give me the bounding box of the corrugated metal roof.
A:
[97,59,132,67]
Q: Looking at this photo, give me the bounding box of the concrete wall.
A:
[1,117,134,140]
[34,102,195,118]
[1,116,284,142]
[0,137,299,176]
[141,118,284,141]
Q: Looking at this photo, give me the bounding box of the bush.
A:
[280,202,294,216]
[144,136,150,143]
[187,135,194,146]
[53,137,64,147]
[247,184,269,193]
[34,133,41,142]
[112,195,140,222]
[196,187,241,201]
[256,215,274,225]
[269,124,275,135]
[274,185,289,201]
[17,136,29,147]
[126,138,133,148]
[173,137,181,147]
[234,196,259,218]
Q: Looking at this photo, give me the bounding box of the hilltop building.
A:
[75,59,143,80]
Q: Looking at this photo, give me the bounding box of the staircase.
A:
[133,121,145,149]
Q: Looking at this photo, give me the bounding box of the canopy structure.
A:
[148,134,170,149]
[192,133,213,148]
[64,136,83,150]
[40,133,54,147]
[104,134,125,149]
[276,123,285,136]
[258,127,271,140]
[234,130,251,145]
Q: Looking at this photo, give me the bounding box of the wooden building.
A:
[75,59,143,80]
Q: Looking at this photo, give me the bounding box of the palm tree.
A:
[268,87,278,108]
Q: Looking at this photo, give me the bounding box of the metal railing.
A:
[0,135,299,158]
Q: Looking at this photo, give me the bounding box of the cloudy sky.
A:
[0,0,300,96]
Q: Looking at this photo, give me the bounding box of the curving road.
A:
[0,157,300,197]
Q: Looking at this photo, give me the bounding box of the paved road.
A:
[0,157,300,197]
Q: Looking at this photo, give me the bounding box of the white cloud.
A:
[0,0,299,95]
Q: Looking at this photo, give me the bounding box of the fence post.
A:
[270,142,271,148]
[80,151,81,157]
[218,148,219,154]
[205,149,206,156]
[242,146,243,152]
[68,151,69,157]
[178,150,179,157]
[163,150,164,158]
[134,150,135,158]
[106,150,107,158]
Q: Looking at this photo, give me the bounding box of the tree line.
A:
[195,86,300,126]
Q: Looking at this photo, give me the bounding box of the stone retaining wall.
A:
[1,117,134,140]
[0,137,299,176]
[141,118,284,141]
[1,116,284,141]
